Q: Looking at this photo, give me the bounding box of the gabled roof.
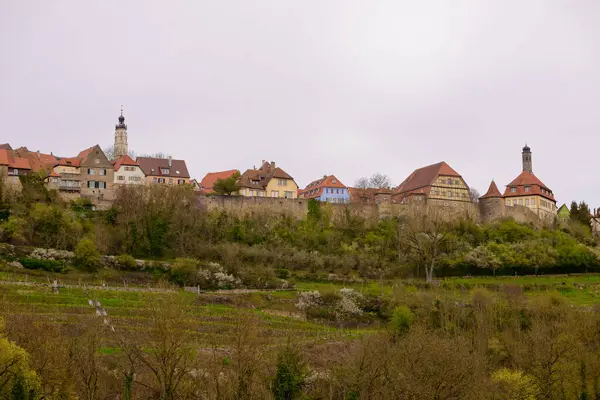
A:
[136,157,190,178]
[0,143,12,150]
[503,170,555,201]
[77,146,96,161]
[395,161,462,195]
[13,148,58,173]
[0,149,32,170]
[300,175,347,199]
[480,180,503,200]
[113,154,138,171]
[238,161,296,189]
[199,169,239,193]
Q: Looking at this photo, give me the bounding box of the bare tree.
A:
[103,145,137,161]
[470,188,481,203]
[138,152,170,159]
[400,208,454,283]
[354,173,393,189]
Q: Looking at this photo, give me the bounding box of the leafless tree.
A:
[354,173,393,189]
[400,208,453,283]
[470,187,481,203]
[103,145,137,161]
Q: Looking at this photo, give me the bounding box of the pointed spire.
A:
[480,180,503,200]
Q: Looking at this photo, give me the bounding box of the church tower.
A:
[522,144,532,173]
[114,106,128,159]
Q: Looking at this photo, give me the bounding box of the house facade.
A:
[503,145,556,221]
[113,154,144,185]
[0,149,31,189]
[53,158,81,192]
[299,175,349,203]
[557,204,570,222]
[79,145,115,199]
[137,156,190,186]
[238,161,298,198]
[393,161,471,205]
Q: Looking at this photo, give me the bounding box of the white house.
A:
[113,154,145,185]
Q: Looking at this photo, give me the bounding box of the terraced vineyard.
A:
[0,282,363,350]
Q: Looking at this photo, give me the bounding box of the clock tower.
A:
[114,106,128,159]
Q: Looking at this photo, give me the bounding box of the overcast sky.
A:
[1,1,599,205]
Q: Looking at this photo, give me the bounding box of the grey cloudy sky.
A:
[1,1,599,205]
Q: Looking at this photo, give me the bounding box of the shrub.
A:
[168,258,199,286]
[18,257,67,273]
[275,268,291,279]
[388,305,414,336]
[272,343,306,400]
[73,238,101,271]
[116,254,137,270]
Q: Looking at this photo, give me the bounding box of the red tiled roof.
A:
[56,157,81,167]
[299,175,346,199]
[9,157,31,170]
[503,170,555,202]
[13,149,58,173]
[77,146,95,160]
[199,169,239,194]
[0,149,10,166]
[395,161,462,195]
[0,143,12,150]
[49,170,60,177]
[113,154,138,171]
[480,180,503,199]
[136,157,190,178]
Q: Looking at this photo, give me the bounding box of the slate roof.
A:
[136,157,190,178]
[199,169,239,193]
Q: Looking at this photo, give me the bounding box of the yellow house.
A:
[238,161,298,198]
[136,156,190,186]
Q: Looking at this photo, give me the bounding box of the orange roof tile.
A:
[199,169,239,193]
[0,149,10,165]
[395,161,462,195]
[480,180,503,199]
[113,154,138,171]
[56,157,81,167]
[9,157,31,170]
[503,171,555,202]
[299,175,347,199]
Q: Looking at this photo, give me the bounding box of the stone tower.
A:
[114,106,128,159]
[522,144,532,173]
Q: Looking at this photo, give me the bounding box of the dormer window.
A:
[332,179,337,184]
[510,187,516,193]
[161,168,169,174]
[524,186,531,193]
[176,170,180,174]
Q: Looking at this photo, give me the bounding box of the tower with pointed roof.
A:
[522,144,532,173]
[478,180,505,222]
[114,106,128,159]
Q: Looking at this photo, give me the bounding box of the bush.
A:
[168,258,199,286]
[73,238,101,271]
[116,254,137,270]
[389,305,414,336]
[18,258,66,273]
[272,343,306,400]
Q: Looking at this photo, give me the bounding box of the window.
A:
[519,199,523,205]
[510,187,516,193]
[99,169,106,176]
[117,175,125,181]
[455,180,460,185]
[506,200,511,206]
[271,190,279,198]
[513,200,517,206]
[88,169,95,175]
[153,177,158,184]
[531,198,536,205]
[336,188,340,194]
[168,178,173,185]
[284,191,294,198]
[448,192,453,198]
[158,178,165,184]
[94,159,100,165]
[278,179,287,186]
[524,186,531,193]
[161,168,169,174]
[525,199,530,206]
[332,179,337,184]
[178,179,184,184]
[128,176,135,181]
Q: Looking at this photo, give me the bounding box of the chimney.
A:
[168,156,172,167]
[37,150,40,159]
[271,161,276,169]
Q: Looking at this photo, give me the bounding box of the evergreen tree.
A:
[272,343,306,400]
